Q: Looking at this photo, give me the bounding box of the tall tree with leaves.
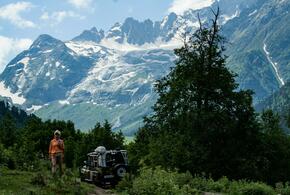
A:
[0,113,18,148]
[133,9,264,180]
[76,121,125,166]
[259,110,290,184]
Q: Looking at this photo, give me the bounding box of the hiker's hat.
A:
[54,130,61,135]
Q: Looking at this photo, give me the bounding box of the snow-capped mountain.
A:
[0,0,289,135]
[0,34,93,104]
[72,27,105,43]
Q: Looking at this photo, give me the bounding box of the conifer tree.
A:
[134,9,264,180]
[260,110,290,184]
[0,113,17,148]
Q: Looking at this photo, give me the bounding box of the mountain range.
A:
[0,0,289,135]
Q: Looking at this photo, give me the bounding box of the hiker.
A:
[49,130,64,176]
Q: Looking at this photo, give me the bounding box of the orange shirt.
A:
[49,138,64,155]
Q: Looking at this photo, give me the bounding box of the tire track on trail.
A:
[89,186,115,195]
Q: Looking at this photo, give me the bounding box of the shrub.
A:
[0,145,16,169]
[206,177,230,193]
[116,173,134,192]
[124,167,200,195]
[117,166,290,195]
[229,181,275,195]
[276,182,290,195]
[190,175,212,192]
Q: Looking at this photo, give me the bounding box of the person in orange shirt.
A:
[49,130,64,176]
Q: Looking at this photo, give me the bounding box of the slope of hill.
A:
[0,0,290,134]
[256,81,290,114]
[224,0,290,100]
[0,98,33,127]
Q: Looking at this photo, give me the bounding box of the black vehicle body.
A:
[80,146,129,186]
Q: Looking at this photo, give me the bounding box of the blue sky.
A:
[0,0,213,72]
[0,0,172,40]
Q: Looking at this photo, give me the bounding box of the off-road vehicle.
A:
[80,146,129,186]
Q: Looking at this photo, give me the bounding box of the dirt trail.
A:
[89,186,116,195]
[90,187,222,195]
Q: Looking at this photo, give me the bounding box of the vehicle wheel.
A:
[114,165,127,178]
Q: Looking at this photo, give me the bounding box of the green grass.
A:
[0,169,36,194]
[0,167,96,195]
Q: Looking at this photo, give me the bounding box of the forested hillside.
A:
[0,99,32,126]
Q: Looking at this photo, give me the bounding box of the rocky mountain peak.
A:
[30,34,64,49]
[72,27,105,43]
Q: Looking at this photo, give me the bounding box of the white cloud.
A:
[0,1,35,28]
[0,36,32,73]
[41,11,85,25]
[67,0,93,9]
[40,12,49,20]
[168,0,214,15]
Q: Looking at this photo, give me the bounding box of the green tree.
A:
[77,121,125,166]
[133,9,264,180]
[22,116,47,157]
[260,110,290,184]
[0,113,17,148]
[89,120,124,149]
